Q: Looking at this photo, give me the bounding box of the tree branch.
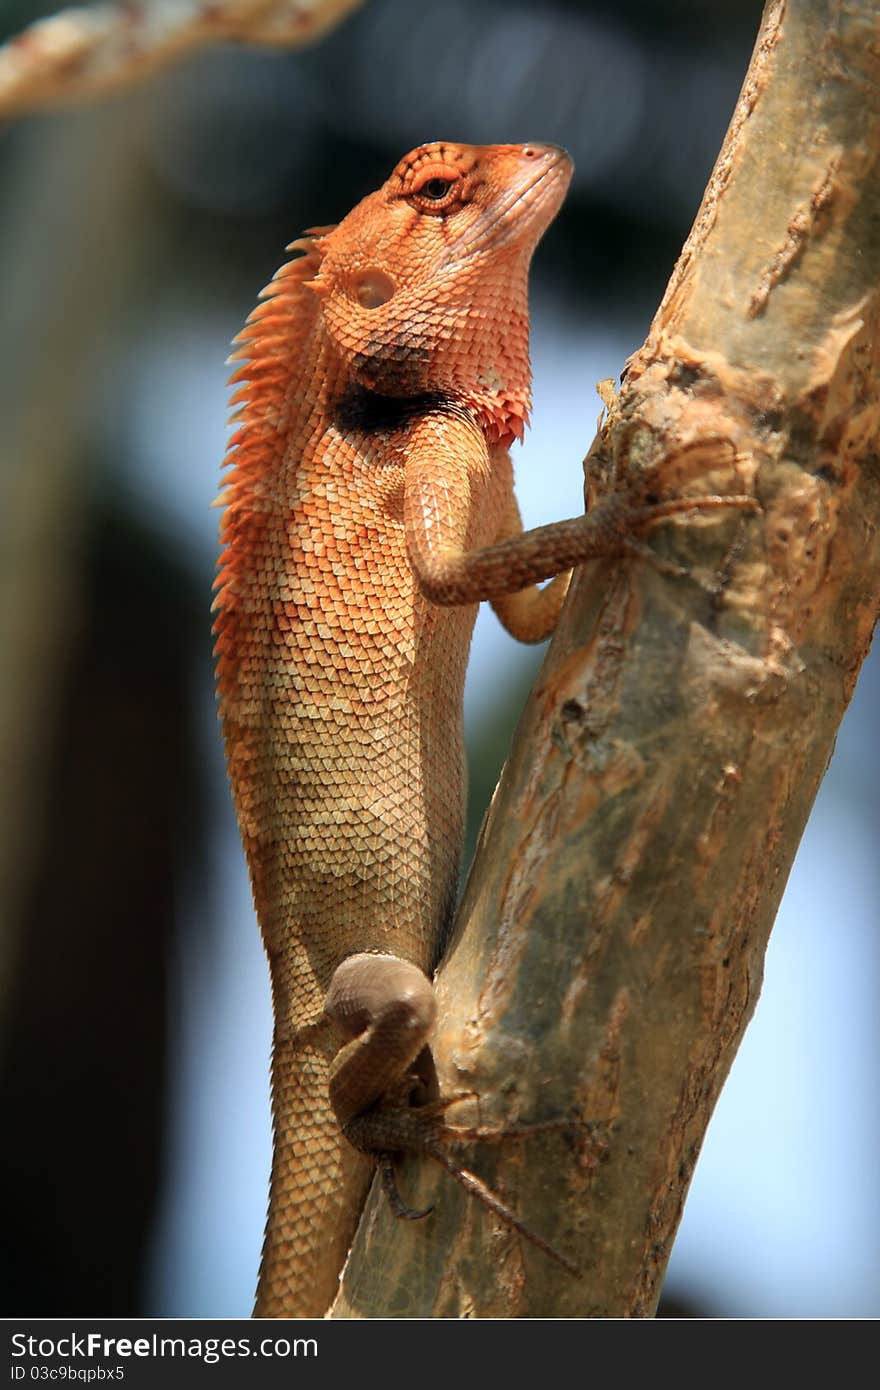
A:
[332,0,880,1317]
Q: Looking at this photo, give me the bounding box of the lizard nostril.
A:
[521,143,575,179]
[522,142,570,162]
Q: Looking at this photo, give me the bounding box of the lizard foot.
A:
[619,493,759,594]
[417,1091,590,1145]
[326,955,583,1271]
[343,1102,582,1276]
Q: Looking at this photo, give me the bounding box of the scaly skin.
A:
[214,142,755,1317]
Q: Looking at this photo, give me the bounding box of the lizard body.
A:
[214,142,755,1316]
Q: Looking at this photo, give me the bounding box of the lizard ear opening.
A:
[348,267,396,309]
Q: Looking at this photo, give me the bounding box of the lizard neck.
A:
[452,261,533,447]
[315,241,535,449]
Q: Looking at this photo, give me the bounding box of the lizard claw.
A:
[379,1154,434,1221]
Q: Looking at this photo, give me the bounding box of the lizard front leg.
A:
[403,409,758,608]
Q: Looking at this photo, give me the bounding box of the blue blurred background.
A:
[0,0,876,1318]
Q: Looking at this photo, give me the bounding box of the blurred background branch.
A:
[0,0,876,1318]
[0,0,364,114]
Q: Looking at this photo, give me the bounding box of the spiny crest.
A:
[212,229,332,700]
[472,392,529,448]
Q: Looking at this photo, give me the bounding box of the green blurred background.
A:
[0,0,877,1318]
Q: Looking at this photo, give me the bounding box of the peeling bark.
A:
[333,0,880,1317]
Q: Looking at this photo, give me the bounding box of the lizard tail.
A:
[254,1024,374,1318]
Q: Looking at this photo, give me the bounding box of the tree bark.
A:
[332,0,880,1317]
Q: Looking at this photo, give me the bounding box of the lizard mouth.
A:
[452,150,573,260]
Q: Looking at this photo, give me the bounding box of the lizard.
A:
[213,140,757,1318]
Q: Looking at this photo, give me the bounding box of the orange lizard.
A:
[213,141,756,1317]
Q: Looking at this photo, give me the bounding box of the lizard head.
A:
[307,142,573,444]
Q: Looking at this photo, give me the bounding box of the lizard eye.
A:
[407,164,463,212]
[421,177,452,200]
